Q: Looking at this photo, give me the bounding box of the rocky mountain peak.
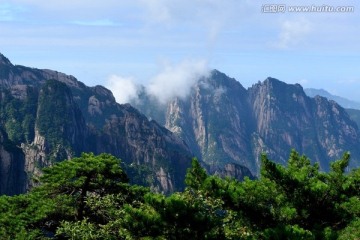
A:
[264,76,281,84]
[93,85,116,102]
[305,88,360,110]
[207,69,246,92]
[256,77,303,92]
[0,53,13,66]
[249,77,307,108]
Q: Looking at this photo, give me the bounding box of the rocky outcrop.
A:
[0,53,192,195]
[163,71,256,174]
[248,78,360,171]
[248,78,315,168]
[305,88,360,110]
[207,162,255,181]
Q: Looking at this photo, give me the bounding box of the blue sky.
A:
[1,0,360,102]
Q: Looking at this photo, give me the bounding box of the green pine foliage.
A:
[0,87,38,145]
[36,80,73,150]
[0,150,359,239]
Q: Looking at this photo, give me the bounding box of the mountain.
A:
[346,108,360,130]
[305,88,360,110]
[0,53,193,195]
[304,88,360,131]
[132,70,360,175]
[2,52,358,196]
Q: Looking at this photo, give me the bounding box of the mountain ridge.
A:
[305,88,360,110]
[1,53,359,195]
[132,70,360,175]
[0,53,193,195]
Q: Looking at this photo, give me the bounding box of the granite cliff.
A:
[305,88,360,110]
[133,70,360,176]
[304,88,360,134]
[0,53,192,195]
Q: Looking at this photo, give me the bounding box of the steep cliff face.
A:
[248,78,360,171]
[312,96,360,169]
[21,80,87,190]
[0,53,192,195]
[305,88,360,110]
[248,78,318,168]
[87,104,191,193]
[0,130,26,195]
[133,70,360,176]
[165,71,256,173]
[346,108,360,129]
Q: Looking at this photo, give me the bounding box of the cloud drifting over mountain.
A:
[106,75,139,104]
[148,59,209,104]
[107,59,210,104]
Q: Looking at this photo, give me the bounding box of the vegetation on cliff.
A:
[0,150,359,239]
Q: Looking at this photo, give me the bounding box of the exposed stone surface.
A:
[133,70,360,177]
[209,162,255,181]
[0,131,26,195]
[0,54,192,195]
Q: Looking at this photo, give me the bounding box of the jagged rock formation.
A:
[133,70,360,176]
[0,130,26,195]
[204,162,255,181]
[0,53,192,195]
[346,108,360,129]
[304,88,360,132]
[305,88,360,110]
[249,78,360,172]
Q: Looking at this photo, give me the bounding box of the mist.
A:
[148,60,209,104]
[106,75,139,104]
[106,59,210,104]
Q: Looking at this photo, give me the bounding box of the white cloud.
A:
[106,75,139,104]
[148,59,210,103]
[275,18,312,49]
[105,59,210,104]
[139,0,252,42]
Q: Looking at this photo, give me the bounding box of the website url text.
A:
[262,5,355,13]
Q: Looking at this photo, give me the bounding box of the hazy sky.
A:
[1,0,360,102]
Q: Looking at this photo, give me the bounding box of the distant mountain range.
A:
[1,53,360,196]
[304,88,360,132]
[305,88,360,110]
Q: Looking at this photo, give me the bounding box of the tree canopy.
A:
[0,150,359,239]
